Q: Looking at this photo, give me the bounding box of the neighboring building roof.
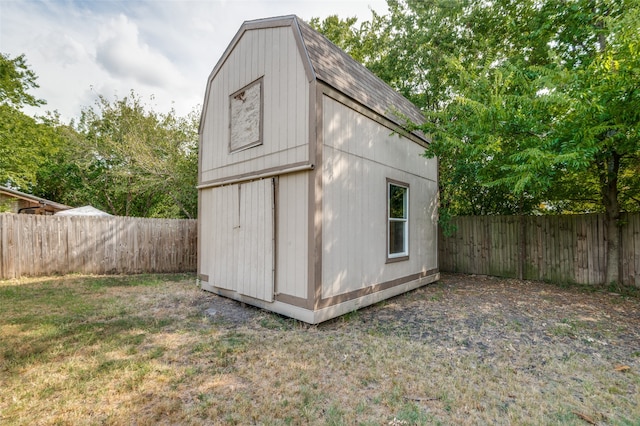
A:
[54,206,112,217]
[0,185,71,212]
[203,15,427,142]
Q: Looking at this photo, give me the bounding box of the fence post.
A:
[516,215,525,280]
[0,214,3,279]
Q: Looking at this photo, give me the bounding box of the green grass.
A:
[1,273,639,425]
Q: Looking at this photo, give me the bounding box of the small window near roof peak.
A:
[229,77,263,153]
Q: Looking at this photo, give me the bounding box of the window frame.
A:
[386,178,410,262]
[228,77,264,153]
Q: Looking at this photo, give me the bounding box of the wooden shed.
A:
[198,15,439,323]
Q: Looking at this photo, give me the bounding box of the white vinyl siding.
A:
[200,26,309,183]
[276,172,309,299]
[321,95,438,298]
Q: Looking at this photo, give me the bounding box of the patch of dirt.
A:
[331,274,640,365]
[204,273,640,366]
[202,292,263,326]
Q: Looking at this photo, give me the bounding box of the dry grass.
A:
[0,273,638,425]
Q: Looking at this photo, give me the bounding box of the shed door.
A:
[212,178,274,302]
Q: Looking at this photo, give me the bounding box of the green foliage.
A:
[34,92,199,218]
[0,53,197,218]
[551,2,640,214]
[0,54,64,189]
[308,15,361,56]
[0,53,44,109]
[0,197,13,213]
[309,12,392,67]
[316,0,639,217]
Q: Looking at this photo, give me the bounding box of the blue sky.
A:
[0,0,386,122]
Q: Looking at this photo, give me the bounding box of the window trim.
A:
[228,77,264,153]
[386,178,410,262]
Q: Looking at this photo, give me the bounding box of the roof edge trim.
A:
[0,185,71,210]
[291,16,316,83]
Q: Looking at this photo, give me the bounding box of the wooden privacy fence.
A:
[0,213,197,279]
[439,213,640,287]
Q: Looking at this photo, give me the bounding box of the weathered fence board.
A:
[439,213,640,287]
[0,213,197,279]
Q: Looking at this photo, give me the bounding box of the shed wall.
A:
[200,26,310,185]
[275,172,309,299]
[321,96,438,298]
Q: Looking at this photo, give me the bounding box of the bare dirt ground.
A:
[329,273,640,360]
[202,272,640,424]
[208,273,640,362]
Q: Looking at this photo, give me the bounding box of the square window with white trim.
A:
[388,180,409,260]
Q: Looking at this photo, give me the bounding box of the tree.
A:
[419,0,639,283]
[309,12,392,68]
[0,53,198,218]
[426,0,638,284]
[57,92,199,218]
[549,2,640,283]
[0,53,63,189]
[0,53,43,109]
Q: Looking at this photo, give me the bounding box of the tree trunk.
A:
[600,152,621,285]
[126,175,132,217]
[103,174,117,215]
[168,190,193,219]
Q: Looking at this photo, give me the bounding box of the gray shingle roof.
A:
[294,17,427,131]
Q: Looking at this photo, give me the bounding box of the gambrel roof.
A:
[201,15,427,141]
[294,17,426,129]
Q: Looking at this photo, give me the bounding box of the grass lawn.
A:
[0,273,638,425]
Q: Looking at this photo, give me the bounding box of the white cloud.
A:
[34,32,87,67]
[1,0,387,122]
[96,14,187,89]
